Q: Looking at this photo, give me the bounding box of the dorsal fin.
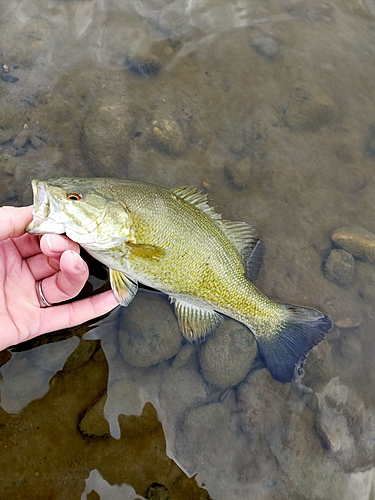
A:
[219,220,263,279]
[171,186,221,221]
[171,186,264,280]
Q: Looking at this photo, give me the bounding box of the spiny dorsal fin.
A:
[171,186,222,221]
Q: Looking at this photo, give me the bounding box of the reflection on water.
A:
[2,0,375,498]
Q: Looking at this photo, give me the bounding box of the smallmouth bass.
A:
[27,178,332,383]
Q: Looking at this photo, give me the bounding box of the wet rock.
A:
[237,370,287,440]
[224,157,252,189]
[119,292,181,367]
[81,92,132,176]
[199,319,257,388]
[125,49,161,77]
[146,483,170,500]
[78,392,110,437]
[230,138,246,155]
[302,340,334,390]
[314,377,375,471]
[331,225,375,263]
[323,249,355,285]
[63,339,97,371]
[13,129,30,149]
[0,73,18,83]
[283,83,337,132]
[251,33,279,59]
[148,114,186,156]
[30,135,44,150]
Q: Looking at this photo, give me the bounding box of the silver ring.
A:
[36,280,53,308]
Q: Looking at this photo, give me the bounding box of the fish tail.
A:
[253,305,333,383]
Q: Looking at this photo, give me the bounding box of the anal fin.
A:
[109,268,138,306]
[170,298,222,342]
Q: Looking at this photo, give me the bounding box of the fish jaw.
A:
[27,180,67,235]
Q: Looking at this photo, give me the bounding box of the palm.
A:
[0,210,119,352]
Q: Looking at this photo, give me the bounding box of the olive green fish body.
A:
[27,178,332,383]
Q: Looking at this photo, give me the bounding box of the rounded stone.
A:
[323,249,355,285]
[224,157,252,189]
[283,84,337,132]
[331,225,375,263]
[125,49,161,77]
[251,34,279,59]
[199,319,257,388]
[119,292,182,367]
[148,114,186,156]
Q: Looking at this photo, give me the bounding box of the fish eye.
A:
[66,191,83,201]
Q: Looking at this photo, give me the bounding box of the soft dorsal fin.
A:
[219,219,259,261]
[171,186,222,221]
[171,186,264,280]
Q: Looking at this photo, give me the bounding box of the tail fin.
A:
[255,305,333,383]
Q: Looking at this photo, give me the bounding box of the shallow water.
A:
[1,0,375,498]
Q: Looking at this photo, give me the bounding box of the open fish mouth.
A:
[27,179,66,235]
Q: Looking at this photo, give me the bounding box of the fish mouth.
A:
[26,179,66,235]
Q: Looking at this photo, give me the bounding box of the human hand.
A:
[0,206,118,351]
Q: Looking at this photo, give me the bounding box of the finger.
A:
[39,250,89,304]
[40,234,80,258]
[27,252,61,281]
[39,291,119,334]
[0,206,33,241]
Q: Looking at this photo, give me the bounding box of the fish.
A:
[26,177,333,383]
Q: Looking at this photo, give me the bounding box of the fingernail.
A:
[46,234,69,252]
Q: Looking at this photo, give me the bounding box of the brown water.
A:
[1,0,375,498]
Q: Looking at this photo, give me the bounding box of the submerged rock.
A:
[199,319,257,389]
[119,292,182,367]
[283,83,337,132]
[323,249,355,285]
[146,483,170,500]
[224,157,252,189]
[331,225,375,263]
[148,114,186,156]
[78,392,110,437]
[125,49,161,77]
[251,33,279,59]
[314,377,375,472]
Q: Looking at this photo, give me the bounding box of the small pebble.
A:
[331,225,375,263]
[0,74,19,83]
[251,33,279,59]
[323,249,355,285]
[224,157,252,189]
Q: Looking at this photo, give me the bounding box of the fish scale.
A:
[27,177,333,383]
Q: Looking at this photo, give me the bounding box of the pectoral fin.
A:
[109,268,138,306]
[127,242,165,261]
[170,298,222,342]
